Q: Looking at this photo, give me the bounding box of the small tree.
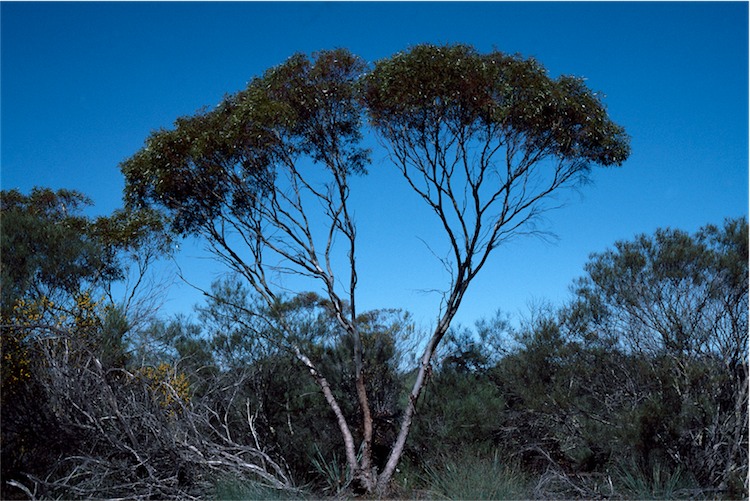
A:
[568,218,748,493]
[1,188,120,315]
[0,188,176,498]
[122,44,629,493]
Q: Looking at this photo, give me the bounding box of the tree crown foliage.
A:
[362,43,630,167]
[1,188,119,312]
[122,49,369,236]
[570,217,748,358]
[122,44,630,238]
[1,188,170,315]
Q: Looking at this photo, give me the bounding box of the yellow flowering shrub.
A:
[137,362,191,414]
[1,329,31,393]
[2,292,104,393]
[1,297,54,394]
[70,291,102,338]
[5,292,102,336]
[8,296,55,325]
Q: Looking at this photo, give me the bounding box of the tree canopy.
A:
[363,44,629,167]
[122,48,368,238]
[571,217,748,359]
[1,188,119,313]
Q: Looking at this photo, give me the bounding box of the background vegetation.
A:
[2,186,746,499]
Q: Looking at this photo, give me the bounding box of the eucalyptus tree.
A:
[1,187,171,329]
[362,43,629,488]
[121,44,629,494]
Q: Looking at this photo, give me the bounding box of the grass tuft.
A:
[421,449,530,500]
[310,444,350,495]
[615,460,698,500]
[213,478,307,500]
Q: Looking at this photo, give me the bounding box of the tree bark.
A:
[293,347,359,474]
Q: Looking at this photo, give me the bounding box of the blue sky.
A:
[2,2,748,329]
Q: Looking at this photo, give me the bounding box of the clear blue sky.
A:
[2,2,748,329]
